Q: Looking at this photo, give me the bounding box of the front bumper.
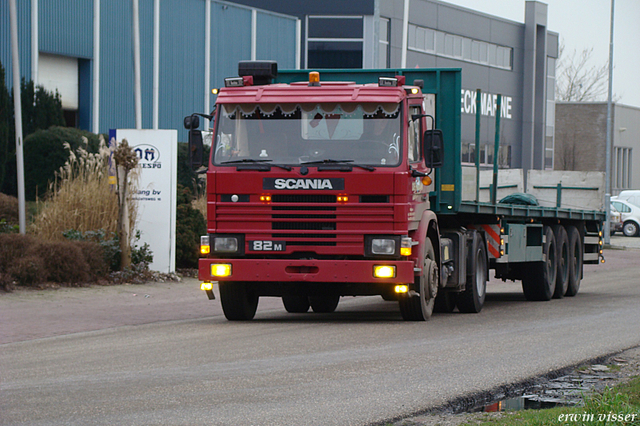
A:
[198,258,415,284]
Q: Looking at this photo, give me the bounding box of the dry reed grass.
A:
[31,136,137,241]
[192,193,207,220]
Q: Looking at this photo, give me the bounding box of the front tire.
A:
[219,282,259,321]
[399,238,438,321]
[522,225,557,301]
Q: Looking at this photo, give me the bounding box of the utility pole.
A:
[604,0,615,244]
[9,0,26,234]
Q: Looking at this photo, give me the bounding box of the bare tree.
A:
[555,42,610,102]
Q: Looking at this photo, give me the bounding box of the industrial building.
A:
[0,0,298,138]
[3,0,557,174]
[555,102,640,194]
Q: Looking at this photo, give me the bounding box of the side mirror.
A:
[423,129,444,168]
[184,114,204,169]
[184,114,199,130]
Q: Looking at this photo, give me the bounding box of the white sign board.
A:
[111,129,178,273]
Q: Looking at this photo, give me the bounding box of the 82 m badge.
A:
[248,240,286,251]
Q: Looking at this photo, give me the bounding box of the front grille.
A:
[272,194,336,203]
[272,222,336,231]
[272,214,337,219]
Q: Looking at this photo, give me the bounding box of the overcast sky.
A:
[441,0,640,108]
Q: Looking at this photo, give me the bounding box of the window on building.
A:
[379,17,390,68]
[407,24,513,70]
[545,56,557,170]
[614,147,633,191]
[307,16,364,68]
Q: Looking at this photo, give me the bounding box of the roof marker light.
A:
[379,77,398,87]
[309,71,321,86]
[224,77,244,87]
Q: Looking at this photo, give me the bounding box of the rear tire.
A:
[219,282,259,321]
[553,225,569,299]
[565,226,583,297]
[282,295,310,313]
[457,232,487,313]
[399,238,438,321]
[309,295,340,313]
[434,290,456,313]
[522,226,556,301]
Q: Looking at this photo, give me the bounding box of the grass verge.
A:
[467,376,640,425]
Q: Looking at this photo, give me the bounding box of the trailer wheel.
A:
[565,225,583,297]
[456,232,487,313]
[282,295,310,313]
[522,226,556,301]
[399,238,438,321]
[219,282,259,321]
[553,225,569,299]
[309,295,340,313]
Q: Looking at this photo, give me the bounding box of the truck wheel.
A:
[219,282,259,321]
[282,295,310,313]
[553,225,569,299]
[522,226,556,301]
[309,295,340,313]
[623,221,639,237]
[399,238,438,321]
[456,232,487,313]
[565,225,583,297]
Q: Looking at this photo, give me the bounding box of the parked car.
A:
[609,204,623,235]
[613,190,640,208]
[610,199,640,237]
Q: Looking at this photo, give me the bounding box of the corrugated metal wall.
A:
[256,11,296,64]
[0,0,33,88]
[39,0,93,58]
[1,0,298,139]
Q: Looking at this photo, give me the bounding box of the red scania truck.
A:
[187,61,605,321]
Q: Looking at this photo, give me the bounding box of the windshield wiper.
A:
[221,159,291,171]
[300,159,375,171]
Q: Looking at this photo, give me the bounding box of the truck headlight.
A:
[214,237,238,253]
[371,238,396,255]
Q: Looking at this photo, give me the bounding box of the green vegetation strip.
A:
[468,375,640,425]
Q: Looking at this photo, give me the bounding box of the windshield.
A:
[213,103,402,166]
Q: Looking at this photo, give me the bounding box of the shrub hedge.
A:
[23,126,104,201]
[0,234,105,291]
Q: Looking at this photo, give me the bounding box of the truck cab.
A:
[191,61,445,320]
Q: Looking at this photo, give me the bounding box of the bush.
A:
[8,255,46,287]
[0,233,111,288]
[63,228,153,274]
[0,233,36,272]
[77,240,109,281]
[30,241,91,284]
[176,185,206,268]
[23,127,103,201]
[0,73,66,197]
[0,193,18,223]
[177,142,209,197]
[30,137,127,241]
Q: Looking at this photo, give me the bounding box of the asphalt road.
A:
[2,244,640,426]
